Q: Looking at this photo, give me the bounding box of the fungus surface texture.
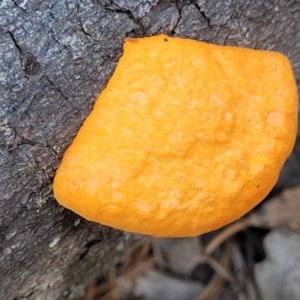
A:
[53,34,298,237]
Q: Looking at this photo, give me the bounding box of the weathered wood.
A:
[0,0,299,299]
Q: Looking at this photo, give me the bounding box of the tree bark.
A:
[0,0,299,299]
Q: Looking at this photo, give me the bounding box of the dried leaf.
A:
[254,228,300,300]
[153,238,202,275]
[118,269,204,300]
[248,186,300,229]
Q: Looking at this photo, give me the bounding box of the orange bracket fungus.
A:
[53,34,298,237]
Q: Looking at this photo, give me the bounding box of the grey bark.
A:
[0,0,299,299]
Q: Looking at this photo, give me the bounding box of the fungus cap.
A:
[53,34,298,237]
